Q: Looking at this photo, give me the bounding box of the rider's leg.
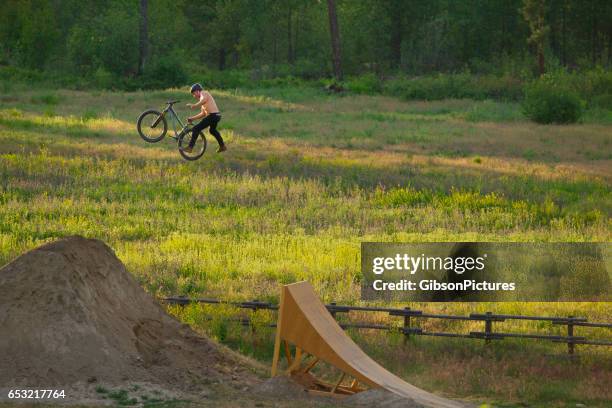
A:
[208,115,225,147]
[189,117,211,148]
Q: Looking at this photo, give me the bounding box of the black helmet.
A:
[190,83,203,93]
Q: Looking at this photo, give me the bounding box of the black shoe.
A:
[217,145,227,153]
[183,145,193,153]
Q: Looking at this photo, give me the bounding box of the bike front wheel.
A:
[178,130,207,161]
[137,110,167,143]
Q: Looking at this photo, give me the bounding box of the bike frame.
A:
[151,101,188,140]
[160,102,191,139]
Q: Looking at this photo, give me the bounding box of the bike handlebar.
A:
[166,100,180,105]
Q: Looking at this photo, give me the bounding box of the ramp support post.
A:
[302,356,319,373]
[331,373,346,393]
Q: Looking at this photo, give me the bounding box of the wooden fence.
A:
[163,297,612,355]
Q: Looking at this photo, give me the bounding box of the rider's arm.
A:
[188,111,207,121]
[189,93,208,109]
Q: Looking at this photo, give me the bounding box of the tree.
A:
[287,1,294,64]
[522,0,549,75]
[388,0,404,69]
[326,0,343,80]
[138,0,148,75]
[1,0,608,81]
[17,0,60,69]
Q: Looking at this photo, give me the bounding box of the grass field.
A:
[0,82,610,406]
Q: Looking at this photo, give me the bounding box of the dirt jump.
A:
[0,236,256,402]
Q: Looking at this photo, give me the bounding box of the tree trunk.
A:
[561,0,566,66]
[218,48,226,71]
[288,5,293,64]
[273,31,278,67]
[549,3,558,60]
[233,33,240,66]
[521,0,548,76]
[295,8,300,63]
[138,0,148,75]
[326,0,343,81]
[390,0,403,69]
[608,24,612,66]
[591,3,597,65]
[538,46,545,75]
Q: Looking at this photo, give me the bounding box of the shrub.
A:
[590,93,612,110]
[92,67,115,89]
[385,74,459,100]
[291,58,327,79]
[567,68,612,108]
[0,66,44,82]
[259,75,305,88]
[382,73,524,101]
[346,73,382,94]
[473,74,524,100]
[522,80,584,124]
[530,68,612,109]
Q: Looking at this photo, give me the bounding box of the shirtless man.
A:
[185,83,226,153]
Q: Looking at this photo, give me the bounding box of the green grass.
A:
[0,83,610,406]
[107,389,138,406]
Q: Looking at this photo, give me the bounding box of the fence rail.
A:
[162,296,612,355]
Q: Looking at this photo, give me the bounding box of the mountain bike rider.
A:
[185,83,226,153]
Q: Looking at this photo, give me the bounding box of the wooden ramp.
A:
[271,281,466,407]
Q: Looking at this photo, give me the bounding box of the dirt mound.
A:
[255,376,311,399]
[0,236,255,391]
[341,389,426,407]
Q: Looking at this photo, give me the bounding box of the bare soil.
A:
[0,236,259,404]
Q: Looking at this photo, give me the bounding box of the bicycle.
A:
[136,100,207,161]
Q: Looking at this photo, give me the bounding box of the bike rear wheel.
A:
[137,110,167,143]
[178,130,207,161]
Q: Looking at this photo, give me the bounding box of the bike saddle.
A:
[166,100,180,105]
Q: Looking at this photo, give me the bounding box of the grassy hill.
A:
[0,83,610,406]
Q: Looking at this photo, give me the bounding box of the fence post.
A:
[484,311,492,344]
[251,300,259,335]
[567,315,575,355]
[403,307,411,345]
[177,296,188,309]
[330,302,337,319]
[251,299,259,351]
